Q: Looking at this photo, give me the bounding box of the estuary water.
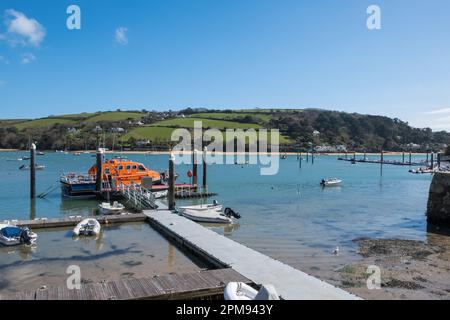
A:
[0,151,434,291]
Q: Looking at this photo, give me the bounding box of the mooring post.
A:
[95,148,103,193]
[311,151,314,164]
[426,152,429,165]
[202,146,207,191]
[402,152,405,163]
[192,149,198,191]
[437,153,441,169]
[299,152,302,168]
[168,153,175,210]
[306,152,309,163]
[430,153,434,170]
[380,149,384,176]
[408,151,412,165]
[353,152,356,160]
[30,143,36,199]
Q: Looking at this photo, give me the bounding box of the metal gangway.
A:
[118,184,157,211]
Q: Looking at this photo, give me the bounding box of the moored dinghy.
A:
[73,218,101,236]
[99,201,125,215]
[0,224,37,246]
[224,282,280,300]
[179,200,222,212]
[179,208,232,224]
[320,178,342,187]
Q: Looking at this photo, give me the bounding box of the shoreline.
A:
[0,149,433,156]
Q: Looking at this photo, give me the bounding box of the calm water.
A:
[0,152,434,280]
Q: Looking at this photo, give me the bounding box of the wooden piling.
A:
[192,149,198,190]
[202,147,207,191]
[380,150,384,176]
[311,151,314,164]
[431,153,434,170]
[30,143,36,199]
[299,152,302,168]
[168,153,175,210]
[409,151,412,165]
[437,153,441,169]
[306,152,309,163]
[402,152,405,163]
[95,149,103,192]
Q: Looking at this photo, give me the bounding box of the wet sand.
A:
[326,229,450,300]
[0,223,210,295]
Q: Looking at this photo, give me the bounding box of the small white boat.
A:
[19,164,45,171]
[152,190,168,199]
[179,201,222,212]
[73,218,101,236]
[224,282,280,300]
[0,224,37,246]
[320,178,342,187]
[99,202,125,215]
[180,208,232,224]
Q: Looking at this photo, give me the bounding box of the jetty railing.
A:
[119,184,157,211]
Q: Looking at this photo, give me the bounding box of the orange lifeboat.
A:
[88,158,161,188]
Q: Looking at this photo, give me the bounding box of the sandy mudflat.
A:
[330,232,450,300]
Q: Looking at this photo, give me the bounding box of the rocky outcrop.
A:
[427,172,450,225]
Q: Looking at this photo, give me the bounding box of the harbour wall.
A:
[427,172,450,225]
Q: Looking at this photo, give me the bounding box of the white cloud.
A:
[115,27,128,45]
[426,108,450,115]
[21,53,36,64]
[3,9,46,47]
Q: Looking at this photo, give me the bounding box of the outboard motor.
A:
[19,227,32,245]
[213,200,219,206]
[224,208,241,219]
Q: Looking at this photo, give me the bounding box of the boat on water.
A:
[18,156,30,161]
[320,178,342,187]
[178,203,241,224]
[0,224,37,246]
[224,283,280,300]
[19,164,45,171]
[99,201,125,215]
[179,201,222,212]
[61,158,162,198]
[37,151,45,156]
[152,190,168,199]
[73,218,101,236]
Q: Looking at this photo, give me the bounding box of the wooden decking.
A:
[1,213,147,229]
[145,210,360,300]
[0,269,250,300]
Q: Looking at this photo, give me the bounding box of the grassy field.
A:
[125,125,291,144]
[53,112,98,119]
[150,117,262,130]
[123,126,176,141]
[85,112,143,122]
[190,112,272,123]
[15,118,75,130]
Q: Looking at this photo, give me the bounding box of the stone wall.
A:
[427,172,450,225]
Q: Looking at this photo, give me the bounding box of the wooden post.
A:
[311,151,314,164]
[168,153,175,210]
[409,151,412,165]
[202,146,207,191]
[402,153,405,163]
[192,149,198,191]
[353,152,356,160]
[30,143,36,199]
[437,153,441,169]
[95,149,103,192]
[380,150,384,176]
[299,152,302,168]
[430,153,434,170]
[306,152,309,163]
[426,152,429,165]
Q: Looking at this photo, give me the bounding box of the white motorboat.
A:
[0,224,37,246]
[179,201,222,212]
[152,190,168,199]
[99,201,125,215]
[73,218,101,236]
[320,178,342,187]
[224,282,280,300]
[180,208,232,224]
[19,164,45,171]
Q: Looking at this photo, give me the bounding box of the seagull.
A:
[332,246,340,255]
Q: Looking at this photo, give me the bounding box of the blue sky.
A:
[0,0,450,130]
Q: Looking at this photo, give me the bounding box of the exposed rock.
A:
[427,172,450,225]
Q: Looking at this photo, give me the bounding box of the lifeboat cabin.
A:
[61,158,161,198]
